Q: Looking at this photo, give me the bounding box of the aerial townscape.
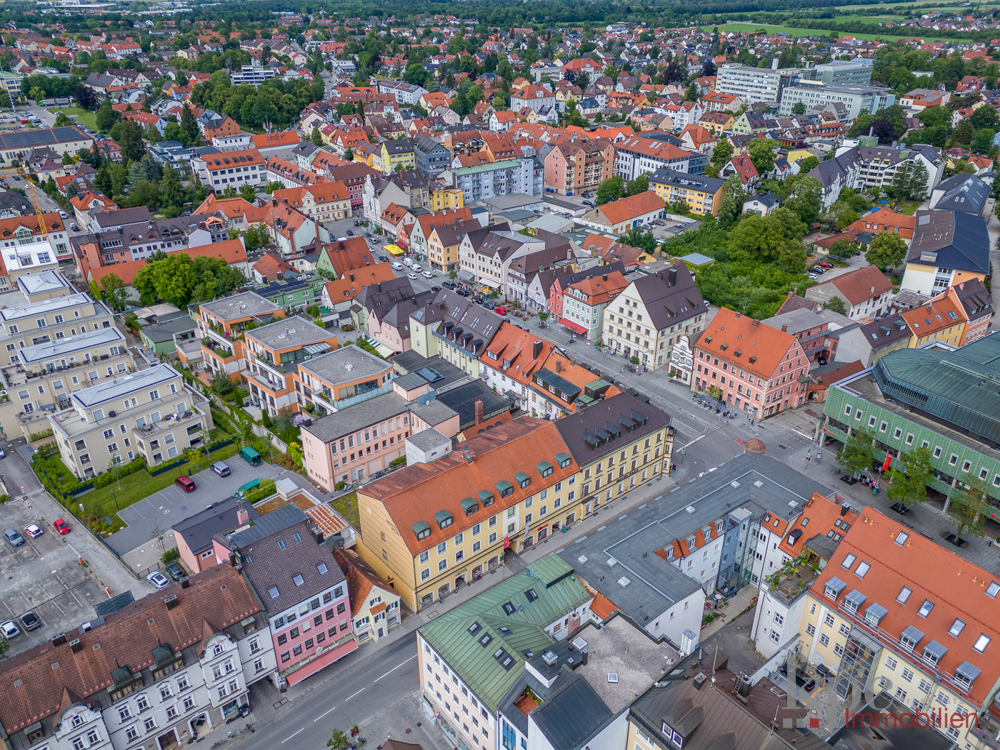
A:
[5,1,1000,750]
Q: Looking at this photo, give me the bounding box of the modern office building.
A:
[716,62,803,105]
[779,81,895,121]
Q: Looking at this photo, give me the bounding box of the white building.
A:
[230,63,276,87]
[716,62,803,105]
[376,80,429,106]
[447,158,538,203]
[190,149,267,192]
[779,81,895,122]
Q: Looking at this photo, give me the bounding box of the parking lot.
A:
[105,457,284,558]
[0,497,111,658]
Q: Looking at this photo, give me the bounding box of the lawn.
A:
[49,106,98,131]
[711,22,971,42]
[332,491,360,528]
[80,441,241,523]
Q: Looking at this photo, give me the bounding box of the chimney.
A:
[668,268,677,286]
[603,274,608,281]
[237,502,250,526]
[871,286,875,294]
[556,359,562,374]
[350,272,355,282]
[533,340,543,359]
[781,324,787,333]
[474,398,484,425]
[752,320,758,327]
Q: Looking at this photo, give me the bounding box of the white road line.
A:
[682,434,706,450]
[345,688,366,700]
[313,705,338,722]
[791,429,814,441]
[373,654,418,683]
[282,729,305,743]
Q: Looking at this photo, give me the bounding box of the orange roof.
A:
[811,507,1000,706]
[272,181,350,208]
[198,148,264,172]
[596,191,665,225]
[0,212,64,237]
[252,253,294,282]
[320,236,375,278]
[825,265,894,307]
[304,503,347,537]
[564,270,629,305]
[694,308,801,380]
[89,241,247,285]
[194,194,256,219]
[776,493,857,558]
[324,263,395,303]
[589,592,618,620]
[332,547,396,618]
[362,418,578,556]
[251,130,302,149]
[901,293,967,338]
[845,208,915,239]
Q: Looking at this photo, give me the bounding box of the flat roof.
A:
[0,293,93,323]
[71,363,180,409]
[245,316,331,350]
[302,392,408,444]
[17,270,71,296]
[299,344,390,388]
[18,327,123,364]
[200,292,281,322]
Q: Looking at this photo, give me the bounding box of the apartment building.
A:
[407,208,475,263]
[408,289,505,378]
[693,308,809,418]
[601,264,709,370]
[219,504,357,686]
[799,507,1000,749]
[579,191,667,236]
[0,212,70,269]
[901,293,968,348]
[271,181,353,223]
[0,565,276,750]
[778,82,895,121]
[413,135,451,177]
[230,62,276,86]
[902,210,990,296]
[196,292,284,379]
[376,80,429,105]
[716,62,803,105]
[450,159,538,203]
[190,149,267,192]
[648,168,725,215]
[805,265,894,321]
[297,344,395,416]
[560,269,629,341]
[613,136,707,180]
[172,497,261,575]
[458,225,538,296]
[954,279,995,345]
[821,335,1000,513]
[542,138,615,196]
[333,547,402,644]
[49,363,214,478]
[241,317,339,417]
[427,218,479,273]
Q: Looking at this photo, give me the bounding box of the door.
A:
[377,627,384,638]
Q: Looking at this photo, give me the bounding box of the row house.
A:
[333,547,402,644]
[408,290,504,379]
[407,208,475,264]
[458,224,537,296]
[50,363,214,478]
[692,308,809,418]
[271,182,353,223]
[613,136,706,181]
[560,270,629,341]
[0,564,276,750]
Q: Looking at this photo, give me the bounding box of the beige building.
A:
[50,363,214,478]
[0,271,127,438]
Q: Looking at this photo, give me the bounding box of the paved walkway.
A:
[699,583,758,641]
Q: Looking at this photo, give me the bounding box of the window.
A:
[854,561,870,578]
[820,633,830,647]
[885,656,897,671]
[949,619,966,637]
[824,613,835,627]
[975,634,991,653]
[901,668,914,682]
[897,587,912,604]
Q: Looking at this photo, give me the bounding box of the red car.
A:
[175,475,196,493]
[495,307,507,316]
[53,518,70,535]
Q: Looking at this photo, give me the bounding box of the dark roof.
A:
[858,313,911,350]
[933,173,989,215]
[141,315,197,343]
[554,392,670,464]
[907,210,990,274]
[436,379,516,429]
[0,126,92,151]
[173,496,261,555]
[529,672,613,750]
[92,206,154,229]
[302,392,409,445]
[629,263,707,330]
[954,277,995,318]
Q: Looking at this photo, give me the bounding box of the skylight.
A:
[292,574,304,586]
[855,561,870,578]
[268,586,279,598]
[841,553,856,569]
[317,562,328,574]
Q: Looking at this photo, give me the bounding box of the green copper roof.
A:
[418,555,588,713]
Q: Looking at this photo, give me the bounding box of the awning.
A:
[480,278,499,289]
[560,318,588,336]
[384,244,405,256]
[458,270,475,281]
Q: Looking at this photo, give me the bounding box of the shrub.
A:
[29,428,54,441]
[92,456,145,489]
[162,548,179,562]
[242,479,276,504]
[335,481,347,491]
[389,456,406,468]
[341,324,355,332]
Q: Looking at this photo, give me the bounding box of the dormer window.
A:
[496,481,514,498]
[515,472,530,489]
[556,452,571,469]
[461,498,479,517]
[537,461,553,478]
[478,491,494,507]
[434,511,453,530]
[412,521,431,541]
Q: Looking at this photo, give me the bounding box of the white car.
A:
[421,270,434,279]
[1,620,20,639]
[407,272,418,280]
[391,262,404,270]
[147,571,170,589]
[411,263,422,272]
[23,524,43,539]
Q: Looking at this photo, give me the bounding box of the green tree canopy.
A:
[836,428,874,477]
[866,232,907,270]
[886,446,934,506]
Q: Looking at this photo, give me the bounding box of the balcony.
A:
[201,338,236,361]
[969,725,1000,750]
[764,556,820,607]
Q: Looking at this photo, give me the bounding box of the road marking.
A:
[682,434,706,450]
[313,705,338,722]
[791,429,814,441]
[373,654,417,683]
[282,729,305,743]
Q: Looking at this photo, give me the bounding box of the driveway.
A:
[104,459,284,556]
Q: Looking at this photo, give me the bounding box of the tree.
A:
[710,138,733,168]
[948,477,990,540]
[96,98,120,133]
[403,62,430,88]
[54,112,73,127]
[791,101,806,115]
[620,227,656,252]
[311,127,323,146]
[626,174,648,196]
[180,104,199,145]
[683,82,698,103]
[823,296,847,315]
[211,370,235,396]
[866,232,907,270]
[886,446,934,506]
[798,156,820,173]
[971,129,996,156]
[116,120,146,163]
[595,175,625,205]
[718,174,745,229]
[99,273,131,312]
[836,428,874,477]
[344,147,354,162]
[747,138,778,176]
[327,729,351,750]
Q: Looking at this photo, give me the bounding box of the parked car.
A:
[442,280,456,289]
[495,306,507,316]
[211,461,231,478]
[456,288,469,297]
[421,270,433,279]
[403,257,413,267]
[412,263,422,272]
[1,621,20,639]
[70,223,79,231]
[147,571,170,590]
[378,255,389,263]
[4,529,25,547]
[174,476,196,493]
[347,230,353,236]
[20,612,41,631]
[392,262,404,270]
[819,262,833,269]
[53,519,70,535]
[23,524,43,539]
[164,561,185,581]
[407,272,418,280]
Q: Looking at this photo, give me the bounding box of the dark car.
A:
[456,288,469,297]
[20,612,41,631]
[378,255,389,263]
[347,230,354,236]
[165,561,185,581]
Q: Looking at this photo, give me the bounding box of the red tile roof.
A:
[596,191,665,225]
[694,307,800,380]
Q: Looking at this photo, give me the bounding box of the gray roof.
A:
[554,392,670,465]
[436,380,515,429]
[201,292,282,322]
[0,293,93,323]
[19,327,124,364]
[648,167,725,194]
[559,453,832,631]
[141,315,197,344]
[245,316,331,350]
[299,344,389,388]
[933,173,989,215]
[529,672,613,750]
[409,398,459,428]
[17,270,70,296]
[172,496,261,555]
[828,696,953,750]
[858,313,910,350]
[302,392,408,445]
[91,206,153,229]
[629,263,707,331]
[907,210,990,274]
[0,127,91,151]
[71,363,180,409]
[407,427,450,452]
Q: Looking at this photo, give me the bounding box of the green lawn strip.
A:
[48,107,98,131]
[80,442,241,522]
[332,491,360,528]
[711,22,970,42]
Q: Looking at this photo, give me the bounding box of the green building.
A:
[139,313,198,357]
[254,274,325,310]
[822,333,1000,517]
